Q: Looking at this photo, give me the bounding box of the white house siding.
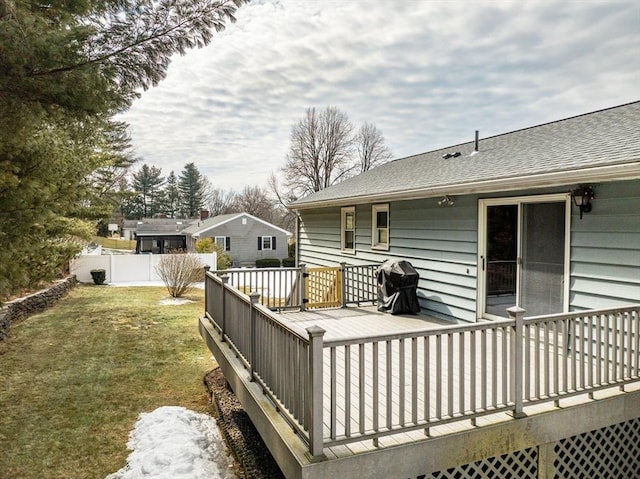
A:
[570,179,640,310]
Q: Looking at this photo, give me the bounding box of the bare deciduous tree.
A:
[234,185,274,222]
[283,106,355,198]
[204,185,238,216]
[274,107,393,210]
[355,122,393,173]
[268,173,297,232]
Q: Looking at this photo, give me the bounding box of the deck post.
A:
[306,325,327,461]
[221,274,229,342]
[300,263,307,311]
[508,306,527,418]
[203,265,210,317]
[249,292,261,381]
[340,262,347,308]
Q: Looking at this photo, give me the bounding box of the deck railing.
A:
[208,262,379,310]
[203,270,640,458]
[208,266,301,310]
[204,272,322,453]
[342,263,378,306]
[520,307,640,406]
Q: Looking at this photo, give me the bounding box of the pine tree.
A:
[178,163,206,218]
[131,164,165,218]
[163,171,181,218]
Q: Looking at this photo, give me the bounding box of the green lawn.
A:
[0,285,213,479]
[92,236,136,251]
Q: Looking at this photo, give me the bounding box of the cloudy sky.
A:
[119,0,639,192]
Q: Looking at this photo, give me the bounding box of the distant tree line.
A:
[120,162,205,220]
[114,162,290,230]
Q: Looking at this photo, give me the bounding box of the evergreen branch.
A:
[27,0,246,88]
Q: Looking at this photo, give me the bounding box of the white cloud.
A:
[119,0,640,191]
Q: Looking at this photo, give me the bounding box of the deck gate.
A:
[304,266,342,309]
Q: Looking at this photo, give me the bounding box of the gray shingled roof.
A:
[183,212,292,236]
[181,213,240,235]
[290,102,640,209]
[123,218,195,229]
[126,218,196,235]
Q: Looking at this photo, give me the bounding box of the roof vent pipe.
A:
[475,130,479,151]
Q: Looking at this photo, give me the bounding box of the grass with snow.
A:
[0,284,213,479]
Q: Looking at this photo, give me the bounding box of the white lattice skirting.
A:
[420,418,639,479]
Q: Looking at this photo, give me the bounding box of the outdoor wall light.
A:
[571,185,594,219]
[437,195,455,207]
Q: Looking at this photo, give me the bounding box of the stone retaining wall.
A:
[0,276,77,340]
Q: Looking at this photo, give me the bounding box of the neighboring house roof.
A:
[183,212,292,237]
[123,218,195,227]
[131,219,196,236]
[290,102,640,209]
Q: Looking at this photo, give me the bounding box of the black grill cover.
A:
[376,260,420,314]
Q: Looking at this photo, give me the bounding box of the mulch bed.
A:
[204,368,285,479]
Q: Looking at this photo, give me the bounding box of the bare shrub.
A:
[155,252,204,298]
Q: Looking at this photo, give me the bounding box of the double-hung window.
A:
[258,236,276,251]
[341,206,356,253]
[215,236,231,251]
[372,204,389,250]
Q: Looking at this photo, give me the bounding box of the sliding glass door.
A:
[484,204,518,316]
[479,195,569,319]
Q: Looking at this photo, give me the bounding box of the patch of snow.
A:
[160,297,194,306]
[105,406,236,479]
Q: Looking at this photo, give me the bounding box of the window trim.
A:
[341,206,356,254]
[214,236,230,251]
[258,236,276,251]
[371,203,390,250]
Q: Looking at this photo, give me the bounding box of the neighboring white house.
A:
[183,212,291,266]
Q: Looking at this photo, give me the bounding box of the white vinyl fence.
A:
[70,253,217,284]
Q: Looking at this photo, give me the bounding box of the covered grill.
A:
[376,259,420,314]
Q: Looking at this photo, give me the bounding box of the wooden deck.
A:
[200,272,640,478]
[280,305,458,340]
[276,306,640,460]
[283,307,477,452]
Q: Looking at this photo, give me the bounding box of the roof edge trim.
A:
[291,162,640,210]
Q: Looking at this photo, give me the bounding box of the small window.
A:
[215,236,230,251]
[341,207,356,253]
[258,236,276,251]
[372,204,389,250]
